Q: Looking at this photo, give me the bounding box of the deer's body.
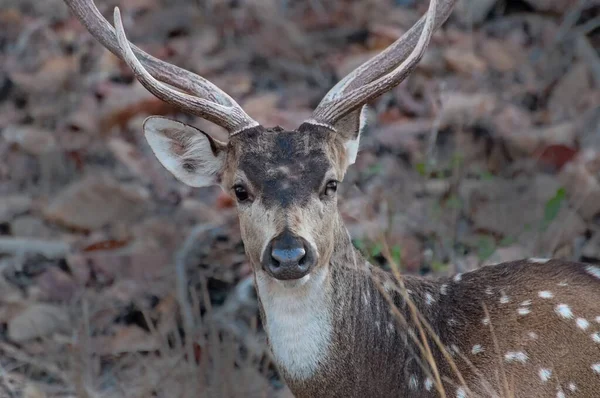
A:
[257,215,600,397]
[64,0,600,396]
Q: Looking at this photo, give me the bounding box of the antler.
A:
[64,0,258,134]
[309,0,456,128]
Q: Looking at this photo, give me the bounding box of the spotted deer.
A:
[64,0,600,396]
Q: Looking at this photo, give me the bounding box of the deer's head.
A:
[66,0,454,284]
[143,103,367,284]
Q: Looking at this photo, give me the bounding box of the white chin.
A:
[278,274,311,288]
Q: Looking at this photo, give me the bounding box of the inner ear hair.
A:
[333,105,369,141]
[143,116,228,188]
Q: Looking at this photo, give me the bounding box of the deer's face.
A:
[143,115,365,284]
[70,0,442,284]
[225,125,348,282]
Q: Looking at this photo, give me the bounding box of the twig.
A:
[174,224,214,398]
[575,35,600,88]
[0,341,71,387]
[572,15,600,37]
[212,275,272,361]
[554,0,588,43]
[0,238,69,258]
[175,225,214,333]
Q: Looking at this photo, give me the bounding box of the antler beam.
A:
[310,0,455,127]
[64,0,258,134]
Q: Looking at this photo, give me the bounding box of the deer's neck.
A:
[256,216,445,397]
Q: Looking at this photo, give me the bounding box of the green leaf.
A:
[543,187,566,228]
[391,244,402,265]
[451,153,464,169]
[445,194,462,210]
[479,170,494,181]
[415,162,428,177]
[365,162,383,177]
[370,242,383,258]
[431,261,448,272]
[476,236,496,261]
[499,235,516,247]
[353,239,366,253]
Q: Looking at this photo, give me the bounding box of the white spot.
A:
[538,368,552,382]
[456,387,467,398]
[386,322,394,335]
[504,351,528,363]
[555,304,573,319]
[440,284,448,295]
[482,317,490,325]
[485,286,493,295]
[592,332,600,343]
[529,257,550,263]
[256,267,331,380]
[558,281,568,287]
[556,390,565,398]
[528,331,538,340]
[407,328,417,340]
[576,318,590,330]
[521,299,532,306]
[409,374,418,390]
[383,280,396,293]
[375,320,381,331]
[568,382,577,392]
[451,344,460,354]
[453,273,463,282]
[471,344,484,354]
[518,307,531,315]
[424,377,433,391]
[426,293,435,306]
[593,363,600,374]
[596,316,600,324]
[500,291,510,304]
[448,318,458,326]
[362,292,368,306]
[538,291,554,299]
[585,265,600,279]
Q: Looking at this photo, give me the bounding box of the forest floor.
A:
[0,0,599,397]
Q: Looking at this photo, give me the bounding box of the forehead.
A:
[232,126,338,207]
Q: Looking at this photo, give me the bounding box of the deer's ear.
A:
[143,116,227,187]
[335,105,369,167]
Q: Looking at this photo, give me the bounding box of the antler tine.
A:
[64,0,258,134]
[311,0,454,127]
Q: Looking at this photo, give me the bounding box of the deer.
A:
[63,0,600,396]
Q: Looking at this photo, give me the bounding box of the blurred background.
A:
[0,0,599,396]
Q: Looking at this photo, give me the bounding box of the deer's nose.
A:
[263,231,316,280]
[272,247,306,265]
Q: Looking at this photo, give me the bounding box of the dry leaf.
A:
[43,174,150,231]
[93,325,161,356]
[8,303,70,342]
[2,125,58,155]
[0,195,32,223]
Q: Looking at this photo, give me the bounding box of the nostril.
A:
[270,257,281,268]
[263,232,315,280]
[271,247,306,265]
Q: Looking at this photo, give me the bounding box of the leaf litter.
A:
[0,0,599,396]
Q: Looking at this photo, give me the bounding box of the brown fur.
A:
[282,218,600,397]
[222,124,347,271]
[218,125,600,398]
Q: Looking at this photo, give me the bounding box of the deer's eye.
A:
[233,185,250,202]
[324,180,338,197]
